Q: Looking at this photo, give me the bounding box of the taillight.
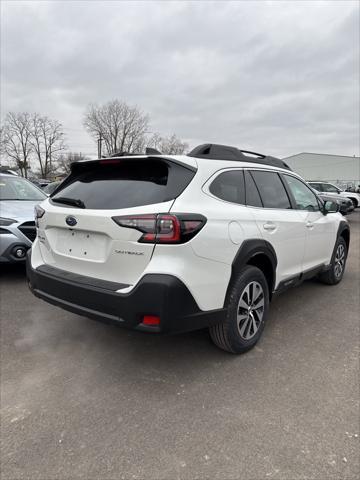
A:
[34,205,45,227]
[112,213,206,244]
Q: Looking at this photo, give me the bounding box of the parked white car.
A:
[308,181,360,208]
[27,144,350,353]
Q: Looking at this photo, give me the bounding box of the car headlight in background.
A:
[0,217,16,226]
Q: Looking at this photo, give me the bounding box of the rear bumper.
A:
[26,252,225,334]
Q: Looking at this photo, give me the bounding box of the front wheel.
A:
[210,266,269,354]
[319,237,347,285]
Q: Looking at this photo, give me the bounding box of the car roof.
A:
[76,143,292,173]
[308,181,333,184]
[75,153,300,182]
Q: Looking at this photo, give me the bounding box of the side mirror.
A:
[323,200,339,215]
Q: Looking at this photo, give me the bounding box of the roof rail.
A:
[188,144,292,170]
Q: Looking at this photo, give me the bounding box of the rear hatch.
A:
[39,156,196,285]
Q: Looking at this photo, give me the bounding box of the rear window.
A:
[51,159,195,209]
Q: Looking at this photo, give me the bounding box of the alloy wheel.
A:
[334,244,345,279]
[237,281,265,340]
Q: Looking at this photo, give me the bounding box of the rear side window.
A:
[251,171,291,209]
[51,159,195,209]
[209,170,245,204]
[244,171,263,207]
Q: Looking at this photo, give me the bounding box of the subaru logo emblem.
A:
[66,216,77,227]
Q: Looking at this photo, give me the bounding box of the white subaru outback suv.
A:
[27,144,350,354]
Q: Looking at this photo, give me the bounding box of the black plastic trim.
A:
[336,220,350,250]
[188,144,292,170]
[27,252,225,334]
[228,239,277,300]
[274,264,326,294]
[36,264,130,292]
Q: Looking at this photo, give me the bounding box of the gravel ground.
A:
[1,212,359,480]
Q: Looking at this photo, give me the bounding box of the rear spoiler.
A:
[70,155,197,174]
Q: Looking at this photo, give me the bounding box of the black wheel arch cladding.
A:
[337,220,350,250]
[227,239,277,304]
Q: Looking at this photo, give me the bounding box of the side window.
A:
[244,170,263,207]
[310,183,322,192]
[250,171,291,209]
[209,170,245,205]
[322,183,340,194]
[283,175,320,211]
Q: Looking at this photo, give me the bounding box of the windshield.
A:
[0,176,47,201]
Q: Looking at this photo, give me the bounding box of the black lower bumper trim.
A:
[26,252,225,334]
[36,264,129,292]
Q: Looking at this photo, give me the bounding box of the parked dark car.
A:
[311,188,354,215]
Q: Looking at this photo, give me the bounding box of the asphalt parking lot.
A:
[1,213,359,480]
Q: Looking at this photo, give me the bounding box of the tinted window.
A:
[52,159,195,209]
[283,175,320,211]
[309,183,322,192]
[44,181,61,195]
[244,170,263,207]
[0,176,46,201]
[251,171,291,209]
[209,170,245,204]
[322,183,340,193]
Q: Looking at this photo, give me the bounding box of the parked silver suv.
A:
[0,174,46,263]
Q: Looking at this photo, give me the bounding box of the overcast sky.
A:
[1,0,359,158]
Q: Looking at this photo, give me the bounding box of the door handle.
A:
[306,222,314,229]
[263,222,276,231]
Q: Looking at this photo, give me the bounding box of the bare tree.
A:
[83,100,150,155]
[30,114,66,178]
[148,133,189,155]
[1,112,33,177]
[58,151,88,174]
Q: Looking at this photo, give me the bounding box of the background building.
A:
[283,152,360,190]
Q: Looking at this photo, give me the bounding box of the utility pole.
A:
[97,134,103,159]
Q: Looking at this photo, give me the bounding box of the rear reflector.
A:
[142,315,161,326]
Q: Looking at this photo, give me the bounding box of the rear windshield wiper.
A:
[52,197,86,208]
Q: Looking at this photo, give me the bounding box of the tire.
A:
[210,266,269,354]
[349,198,358,208]
[319,237,347,285]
